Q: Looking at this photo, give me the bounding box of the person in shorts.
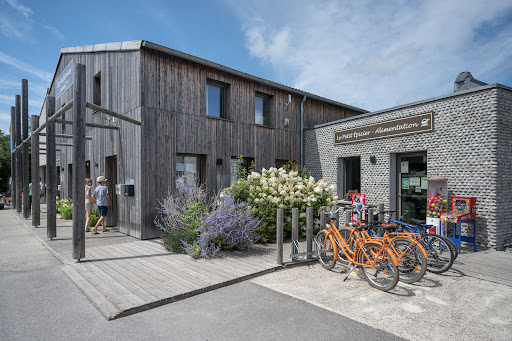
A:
[84,178,95,232]
[91,176,111,234]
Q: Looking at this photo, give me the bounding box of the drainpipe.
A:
[300,95,307,169]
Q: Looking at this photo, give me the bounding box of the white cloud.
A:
[5,0,33,18]
[43,24,64,41]
[0,112,11,122]
[230,0,512,111]
[0,51,52,82]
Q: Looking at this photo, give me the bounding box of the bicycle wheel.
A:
[316,230,336,270]
[444,237,459,260]
[337,228,353,267]
[392,237,427,284]
[359,242,399,291]
[422,234,454,273]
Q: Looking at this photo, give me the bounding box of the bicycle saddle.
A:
[411,218,426,225]
[353,223,368,231]
[381,223,399,230]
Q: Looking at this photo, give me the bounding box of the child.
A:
[84,178,94,232]
[91,176,112,234]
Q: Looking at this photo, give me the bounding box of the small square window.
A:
[176,154,204,185]
[231,157,254,183]
[255,95,270,126]
[207,83,225,118]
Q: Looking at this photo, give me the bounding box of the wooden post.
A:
[15,95,22,213]
[368,207,374,223]
[31,115,40,227]
[22,80,30,219]
[72,63,86,261]
[306,207,313,259]
[276,208,283,265]
[320,210,326,230]
[291,208,299,260]
[378,203,384,222]
[46,96,57,239]
[10,106,16,208]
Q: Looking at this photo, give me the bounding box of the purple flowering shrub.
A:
[183,194,262,258]
[156,177,261,258]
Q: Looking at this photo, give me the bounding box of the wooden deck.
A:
[12,206,299,320]
[452,251,512,287]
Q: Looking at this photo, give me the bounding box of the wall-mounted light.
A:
[285,94,291,110]
[95,162,98,168]
[216,159,222,166]
[370,156,377,164]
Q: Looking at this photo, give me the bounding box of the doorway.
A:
[105,155,117,227]
[67,164,73,199]
[398,152,427,223]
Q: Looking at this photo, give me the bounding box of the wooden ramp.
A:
[62,240,294,320]
[453,251,512,287]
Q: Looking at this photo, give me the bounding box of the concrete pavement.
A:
[0,207,404,341]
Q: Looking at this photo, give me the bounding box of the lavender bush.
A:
[156,177,261,258]
[154,178,208,253]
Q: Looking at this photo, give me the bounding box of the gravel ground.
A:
[251,262,512,341]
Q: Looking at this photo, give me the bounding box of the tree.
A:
[0,130,11,192]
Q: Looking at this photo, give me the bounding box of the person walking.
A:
[91,176,111,234]
[84,178,95,232]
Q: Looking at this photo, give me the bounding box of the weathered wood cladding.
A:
[47,45,364,240]
[48,51,142,238]
[139,48,363,237]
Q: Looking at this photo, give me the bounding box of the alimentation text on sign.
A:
[55,60,74,99]
[334,112,434,145]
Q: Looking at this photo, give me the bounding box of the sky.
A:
[1,0,512,134]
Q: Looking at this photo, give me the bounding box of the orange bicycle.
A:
[352,203,428,284]
[316,206,400,291]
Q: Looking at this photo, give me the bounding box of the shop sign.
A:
[334,112,433,145]
[56,60,74,99]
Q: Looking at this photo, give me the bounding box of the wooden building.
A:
[40,40,366,239]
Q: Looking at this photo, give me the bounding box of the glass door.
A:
[398,153,427,223]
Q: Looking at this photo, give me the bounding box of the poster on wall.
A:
[402,178,410,189]
[410,177,421,186]
[421,177,428,189]
[401,161,409,173]
[351,193,366,224]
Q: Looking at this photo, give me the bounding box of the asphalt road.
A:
[0,207,403,341]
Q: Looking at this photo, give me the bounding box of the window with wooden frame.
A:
[176,154,206,185]
[93,72,101,106]
[206,81,227,118]
[255,93,271,126]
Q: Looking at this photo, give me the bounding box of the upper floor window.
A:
[207,83,225,118]
[93,72,101,106]
[255,94,270,126]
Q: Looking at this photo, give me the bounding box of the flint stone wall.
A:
[304,85,512,250]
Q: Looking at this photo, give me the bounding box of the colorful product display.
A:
[427,193,448,218]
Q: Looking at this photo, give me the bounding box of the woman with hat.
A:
[91,175,112,234]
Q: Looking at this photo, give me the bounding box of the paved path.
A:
[10,206,299,320]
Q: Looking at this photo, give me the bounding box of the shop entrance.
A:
[105,155,117,227]
[398,153,427,223]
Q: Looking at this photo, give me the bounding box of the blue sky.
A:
[1,0,512,134]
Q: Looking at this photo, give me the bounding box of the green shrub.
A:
[89,209,100,227]
[163,228,199,254]
[56,197,73,219]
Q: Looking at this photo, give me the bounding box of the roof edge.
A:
[305,83,512,131]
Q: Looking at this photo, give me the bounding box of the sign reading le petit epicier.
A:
[334,112,434,145]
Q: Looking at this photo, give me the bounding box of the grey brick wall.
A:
[304,86,512,250]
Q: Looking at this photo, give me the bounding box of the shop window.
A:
[344,157,361,195]
[207,82,226,118]
[93,72,101,106]
[231,157,254,183]
[176,154,205,185]
[255,94,270,126]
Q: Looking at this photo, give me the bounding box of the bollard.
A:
[333,205,339,229]
[277,208,284,265]
[291,208,299,260]
[306,207,313,259]
[368,208,374,223]
[378,203,384,222]
[345,209,352,227]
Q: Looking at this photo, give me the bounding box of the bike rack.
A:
[291,238,318,260]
